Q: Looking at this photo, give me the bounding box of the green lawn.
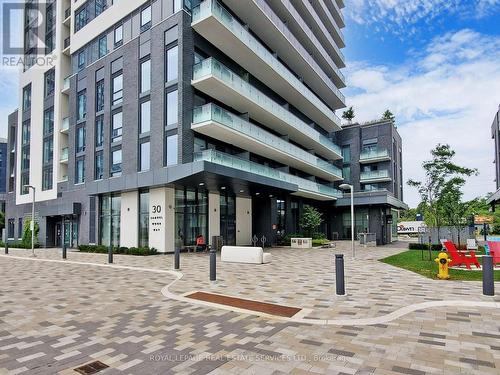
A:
[380,250,500,281]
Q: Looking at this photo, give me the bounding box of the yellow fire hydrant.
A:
[435,252,451,280]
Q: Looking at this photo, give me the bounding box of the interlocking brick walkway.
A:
[1,242,499,374]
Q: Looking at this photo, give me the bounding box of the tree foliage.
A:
[299,205,323,237]
[341,106,355,122]
[382,109,395,121]
[407,144,478,236]
[22,218,39,248]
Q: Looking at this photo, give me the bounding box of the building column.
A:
[120,191,139,247]
[149,187,175,253]
[208,192,220,245]
[236,196,252,245]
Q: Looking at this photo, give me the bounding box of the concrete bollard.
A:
[62,243,67,260]
[335,254,345,295]
[174,247,180,270]
[210,248,216,282]
[4,242,8,255]
[483,255,494,296]
[108,245,113,264]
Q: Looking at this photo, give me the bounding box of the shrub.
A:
[0,241,40,249]
[77,244,158,256]
[280,233,303,246]
[408,243,443,251]
[312,239,330,246]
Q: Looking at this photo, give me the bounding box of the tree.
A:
[439,178,469,246]
[382,109,395,121]
[407,144,477,239]
[299,205,323,237]
[342,106,355,123]
[22,218,39,248]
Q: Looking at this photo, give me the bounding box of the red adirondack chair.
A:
[487,242,500,267]
[443,241,481,269]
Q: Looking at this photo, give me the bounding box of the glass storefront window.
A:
[175,188,208,248]
[220,194,235,246]
[100,194,121,246]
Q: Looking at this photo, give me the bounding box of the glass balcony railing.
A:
[194,149,342,199]
[360,170,390,181]
[60,147,69,161]
[193,103,342,179]
[360,148,390,161]
[61,117,69,132]
[192,57,342,159]
[192,0,344,116]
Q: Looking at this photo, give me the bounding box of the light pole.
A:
[24,185,36,257]
[339,184,355,259]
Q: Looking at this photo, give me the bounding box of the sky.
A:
[342,0,500,207]
[0,1,499,208]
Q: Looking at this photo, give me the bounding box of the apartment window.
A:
[43,109,54,135]
[75,158,85,184]
[95,116,104,147]
[43,138,53,164]
[140,100,150,133]
[342,166,351,183]
[76,126,86,153]
[78,51,86,70]
[7,219,14,239]
[75,6,89,32]
[22,85,31,111]
[95,151,104,180]
[111,112,123,142]
[45,32,54,54]
[21,149,30,171]
[96,79,104,112]
[95,0,107,17]
[166,134,178,166]
[112,73,123,106]
[166,45,178,82]
[114,25,123,47]
[341,145,351,163]
[140,59,151,93]
[166,89,178,126]
[140,5,152,32]
[44,69,55,97]
[98,36,107,58]
[77,90,87,121]
[18,218,23,239]
[140,141,150,172]
[111,149,122,177]
[20,174,29,195]
[139,190,150,247]
[22,120,30,145]
[42,168,53,191]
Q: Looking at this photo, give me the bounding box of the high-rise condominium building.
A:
[6,0,406,249]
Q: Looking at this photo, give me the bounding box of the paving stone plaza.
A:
[1,242,499,374]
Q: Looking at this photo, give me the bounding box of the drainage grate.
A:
[74,361,109,375]
[186,291,302,317]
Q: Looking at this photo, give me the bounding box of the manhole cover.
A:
[186,291,301,317]
[74,360,109,375]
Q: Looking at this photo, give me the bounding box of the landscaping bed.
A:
[78,244,158,256]
[380,250,500,281]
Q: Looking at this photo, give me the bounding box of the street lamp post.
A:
[339,184,355,259]
[24,185,36,257]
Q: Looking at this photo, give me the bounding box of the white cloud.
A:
[344,29,500,207]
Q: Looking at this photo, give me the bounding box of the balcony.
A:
[60,117,69,133]
[359,148,391,164]
[63,8,71,26]
[192,58,343,160]
[360,169,391,183]
[62,77,70,94]
[60,148,69,163]
[212,0,345,110]
[192,0,343,131]
[195,149,342,201]
[63,37,70,55]
[192,104,343,181]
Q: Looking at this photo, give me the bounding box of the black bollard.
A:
[108,244,113,264]
[62,243,67,259]
[335,254,345,295]
[174,247,180,270]
[210,248,216,282]
[483,255,494,296]
[5,242,8,255]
